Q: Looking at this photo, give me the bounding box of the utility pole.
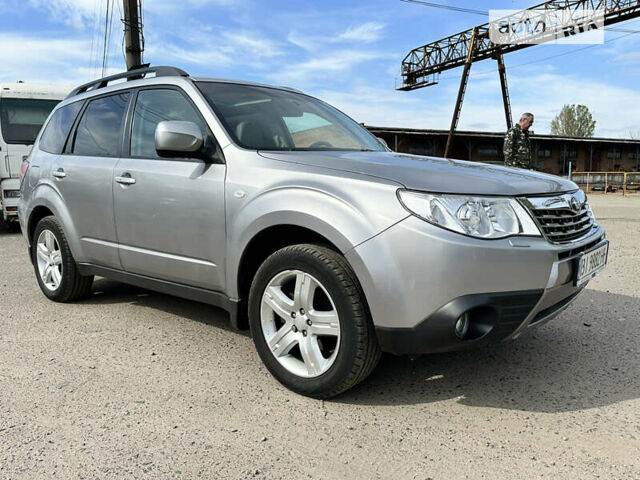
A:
[123,0,143,70]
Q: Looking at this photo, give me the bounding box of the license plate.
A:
[575,242,609,286]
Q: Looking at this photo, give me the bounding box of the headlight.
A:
[3,190,20,199]
[397,190,540,239]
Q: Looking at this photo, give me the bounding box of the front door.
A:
[113,87,226,291]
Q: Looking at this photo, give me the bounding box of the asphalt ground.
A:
[1,195,639,479]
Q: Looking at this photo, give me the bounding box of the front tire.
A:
[32,216,94,302]
[248,244,380,398]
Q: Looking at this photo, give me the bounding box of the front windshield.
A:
[196,82,384,152]
[0,98,60,145]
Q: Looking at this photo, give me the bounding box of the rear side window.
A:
[73,93,130,157]
[38,101,82,154]
[130,88,206,158]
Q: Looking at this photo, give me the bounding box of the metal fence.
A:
[570,172,640,196]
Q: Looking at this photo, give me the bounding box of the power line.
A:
[139,0,145,63]
[106,0,116,73]
[399,0,640,34]
[90,0,104,80]
[399,0,487,16]
[101,0,110,77]
[88,0,97,80]
[116,0,126,64]
[608,27,640,33]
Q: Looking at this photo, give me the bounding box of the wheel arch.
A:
[234,223,359,330]
[27,205,55,244]
[25,185,82,258]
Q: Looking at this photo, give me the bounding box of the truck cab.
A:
[0,83,68,230]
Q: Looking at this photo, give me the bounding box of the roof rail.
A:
[66,66,189,99]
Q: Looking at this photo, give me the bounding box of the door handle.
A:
[115,173,136,185]
[52,168,66,179]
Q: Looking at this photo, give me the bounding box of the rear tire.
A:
[248,244,381,398]
[32,216,94,302]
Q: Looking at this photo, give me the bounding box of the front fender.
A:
[225,182,408,299]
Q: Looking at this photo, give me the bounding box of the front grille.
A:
[557,236,604,260]
[522,192,596,244]
[531,205,594,243]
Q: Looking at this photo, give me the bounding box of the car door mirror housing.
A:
[155,121,204,156]
[376,136,390,151]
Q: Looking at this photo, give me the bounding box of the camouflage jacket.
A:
[503,124,532,169]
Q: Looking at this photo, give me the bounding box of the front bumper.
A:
[345,215,606,355]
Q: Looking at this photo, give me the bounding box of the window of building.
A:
[73,93,130,157]
[537,148,552,158]
[608,150,621,160]
[409,144,435,156]
[477,145,498,157]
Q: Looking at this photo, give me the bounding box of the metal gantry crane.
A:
[399,0,640,157]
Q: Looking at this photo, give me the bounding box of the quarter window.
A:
[73,93,130,157]
[130,89,206,158]
[39,101,83,154]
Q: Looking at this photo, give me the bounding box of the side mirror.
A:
[155,121,204,156]
[376,136,390,150]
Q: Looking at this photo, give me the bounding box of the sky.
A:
[0,0,639,138]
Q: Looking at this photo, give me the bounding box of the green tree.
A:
[550,104,596,137]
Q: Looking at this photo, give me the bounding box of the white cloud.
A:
[27,0,97,29]
[221,31,285,58]
[337,22,385,43]
[0,33,93,84]
[613,51,640,63]
[288,21,386,52]
[268,50,395,87]
[146,0,239,15]
[286,31,324,52]
[145,26,284,70]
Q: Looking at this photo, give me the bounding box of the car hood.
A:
[258,151,577,196]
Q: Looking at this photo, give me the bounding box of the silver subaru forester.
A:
[18,66,609,398]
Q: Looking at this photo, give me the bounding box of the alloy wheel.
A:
[36,229,63,291]
[260,269,341,378]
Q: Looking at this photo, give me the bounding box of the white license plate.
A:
[575,242,609,286]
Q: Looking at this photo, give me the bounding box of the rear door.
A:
[51,91,131,268]
[113,86,226,290]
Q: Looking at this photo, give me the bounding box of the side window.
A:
[73,93,130,157]
[39,101,83,154]
[131,89,207,158]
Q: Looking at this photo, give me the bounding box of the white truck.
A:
[0,83,68,231]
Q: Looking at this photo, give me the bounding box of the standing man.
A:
[504,112,534,169]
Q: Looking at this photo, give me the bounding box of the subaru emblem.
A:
[569,196,580,212]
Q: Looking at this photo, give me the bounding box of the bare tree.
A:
[628,129,640,140]
[550,104,596,138]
